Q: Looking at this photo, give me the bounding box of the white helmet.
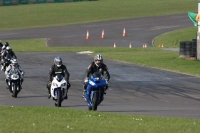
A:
[94,54,103,67]
[11,59,18,68]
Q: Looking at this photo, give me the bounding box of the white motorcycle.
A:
[50,74,67,107]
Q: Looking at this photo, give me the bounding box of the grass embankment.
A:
[0,106,199,133]
[154,27,197,48]
[0,0,197,30]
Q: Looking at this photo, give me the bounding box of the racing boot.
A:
[46,83,51,99]
[5,79,9,89]
[64,89,68,99]
[104,85,108,94]
[48,89,51,99]
[46,84,51,99]
[82,85,87,98]
[1,65,4,71]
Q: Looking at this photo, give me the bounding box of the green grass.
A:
[0,0,197,30]
[154,27,198,48]
[0,106,199,133]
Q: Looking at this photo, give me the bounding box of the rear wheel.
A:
[57,90,62,107]
[92,92,98,111]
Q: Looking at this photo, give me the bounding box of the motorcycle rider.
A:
[1,46,17,71]
[46,57,71,99]
[1,42,10,58]
[0,40,3,61]
[5,59,24,89]
[1,42,10,52]
[83,54,110,98]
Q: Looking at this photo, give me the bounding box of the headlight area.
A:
[52,83,58,87]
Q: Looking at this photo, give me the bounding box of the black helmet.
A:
[4,42,9,47]
[6,46,12,53]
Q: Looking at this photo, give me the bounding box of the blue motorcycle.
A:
[84,72,107,111]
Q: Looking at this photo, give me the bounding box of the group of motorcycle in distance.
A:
[0,44,107,111]
[0,44,23,98]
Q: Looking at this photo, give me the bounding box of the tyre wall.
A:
[179,39,197,59]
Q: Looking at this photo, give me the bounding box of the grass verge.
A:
[153,27,197,48]
[0,0,197,30]
[0,106,199,133]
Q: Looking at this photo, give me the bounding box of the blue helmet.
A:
[54,57,62,67]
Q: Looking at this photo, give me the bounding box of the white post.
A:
[197,0,200,60]
[198,0,200,31]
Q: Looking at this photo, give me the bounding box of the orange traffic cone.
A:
[143,43,147,48]
[143,43,146,48]
[129,42,132,48]
[114,42,116,48]
[101,29,105,39]
[86,30,90,40]
[162,44,164,47]
[122,27,126,37]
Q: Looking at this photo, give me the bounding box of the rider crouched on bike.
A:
[46,57,71,99]
[83,54,110,97]
[0,40,3,61]
[5,59,24,89]
[1,42,10,52]
[1,46,17,71]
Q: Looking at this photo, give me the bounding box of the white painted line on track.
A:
[0,33,19,36]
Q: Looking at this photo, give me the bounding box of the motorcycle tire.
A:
[57,90,62,107]
[92,92,98,111]
[12,85,18,98]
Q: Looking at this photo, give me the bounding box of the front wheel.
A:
[57,90,62,107]
[92,92,98,111]
[12,84,18,98]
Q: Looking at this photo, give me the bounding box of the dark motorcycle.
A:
[7,69,22,98]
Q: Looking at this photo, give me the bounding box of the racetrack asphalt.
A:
[0,14,200,119]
